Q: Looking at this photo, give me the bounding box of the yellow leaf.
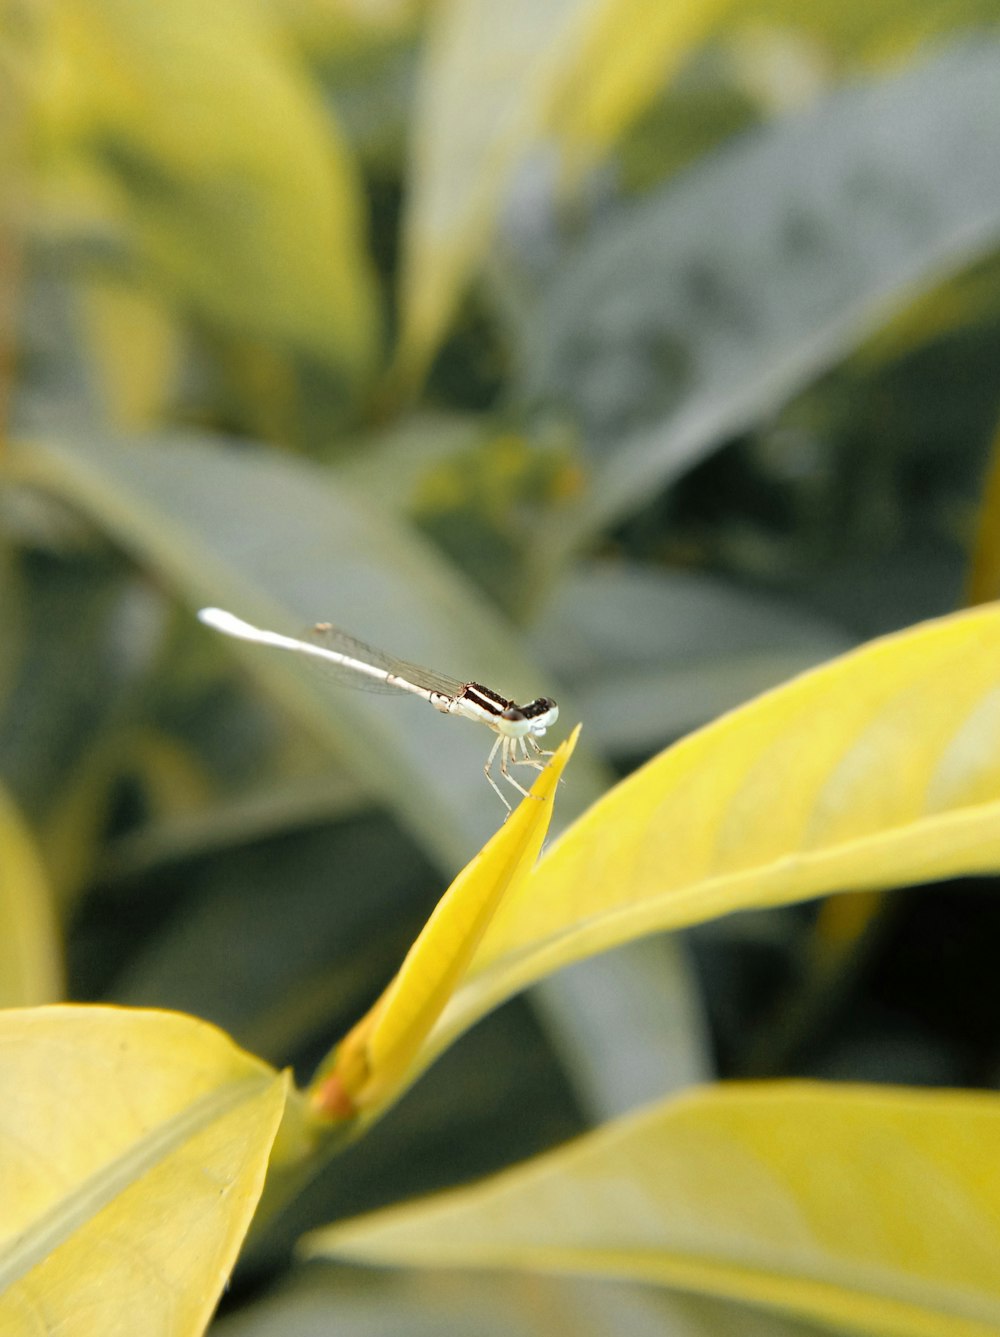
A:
[77,279,179,431]
[0,1006,287,1336]
[550,0,731,182]
[309,729,579,1120]
[423,603,1000,1064]
[394,0,716,392]
[38,0,379,382]
[0,785,62,1008]
[728,0,994,70]
[261,0,420,52]
[308,1082,1000,1337]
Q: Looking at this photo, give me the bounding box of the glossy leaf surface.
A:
[0,1007,286,1337]
[422,603,1000,1063]
[310,730,578,1119]
[310,1082,1000,1337]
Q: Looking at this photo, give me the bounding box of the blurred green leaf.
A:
[38,0,380,391]
[103,768,363,880]
[0,0,30,438]
[522,43,1000,555]
[731,0,1000,68]
[261,0,419,55]
[0,555,142,902]
[111,816,436,1066]
[75,278,180,431]
[215,1261,838,1337]
[309,1083,1000,1337]
[531,938,712,1122]
[573,655,859,755]
[548,0,729,184]
[336,413,486,514]
[0,780,62,1006]
[7,433,609,868]
[965,411,1000,606]
[854,252,1000,369]
[535,564,854,748]
[393,0,720,392]
[341,416,581,612]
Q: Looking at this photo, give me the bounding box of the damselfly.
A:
[197,607,559,810]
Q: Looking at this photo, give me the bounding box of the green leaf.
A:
[214,1257,835,1337]
[965,412,1000,605]
[538,564,853,681]
[727,0,1000,66]
[7,433,608,868]
[109,815,422,1066]
[0,1006,287,1337]
[104,769,363,880]
[530,938,712,1122]
[522,43,1000,553]
[394,0,720,391]
[537,564,854,749]
[308,1083,1000,1337]
[548,0,730,182]
[0,783,62,1007]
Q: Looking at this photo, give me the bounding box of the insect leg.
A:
[515,735,545,770]
[484,735,511,812]
[499,736,534,800]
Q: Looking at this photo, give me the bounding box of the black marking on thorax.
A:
[461,682,512,716]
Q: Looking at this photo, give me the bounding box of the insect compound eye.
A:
[501,705,527,723]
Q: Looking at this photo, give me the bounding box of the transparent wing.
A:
[303,622,467,699]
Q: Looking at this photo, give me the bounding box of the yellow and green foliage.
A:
[3,1,1000,1334]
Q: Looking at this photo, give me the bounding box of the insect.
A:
[197,607,559,810]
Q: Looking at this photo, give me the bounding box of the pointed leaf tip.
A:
[310,726,580,1121]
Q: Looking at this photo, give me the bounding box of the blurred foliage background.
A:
[3,0,1000,1332]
